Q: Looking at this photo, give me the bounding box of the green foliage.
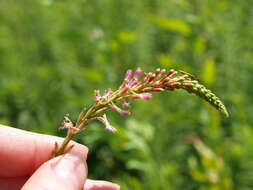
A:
[188,139,232,190]
[0,0,253,189]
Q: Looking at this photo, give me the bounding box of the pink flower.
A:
[134,67,142,78]
[93,90,101,103]
[120,79,138,93]
[97,114,117,133]
[124,69,132,81]
[128,79,138,87]
[102,88,112,99]
[60,121,74,130]
[122,101,130,108]
[120,69,134,91]
[110,103,131,115]
[59,116,79,132]
[131,93,152,100]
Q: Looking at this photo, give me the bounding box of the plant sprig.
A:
[52,68,228,157]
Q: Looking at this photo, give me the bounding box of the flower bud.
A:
[93,90,101,103]
[102,88,112,99]
[131,93,152,100]
[124,69,132,81]
[110,104,131,115]
[97,114,117,133]
[59,115,79,132]
[134,67,142,78]
[144,88,164,92]
[122,101,131,108]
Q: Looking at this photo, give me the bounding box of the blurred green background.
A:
[0,0,253,189]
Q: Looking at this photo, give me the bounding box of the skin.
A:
[0,125,120,190]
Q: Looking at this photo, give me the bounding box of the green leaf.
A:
[202,58,216,85]
[150,15,191,35]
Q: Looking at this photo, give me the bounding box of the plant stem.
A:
[52,67,228,157]
[53,131,75,157]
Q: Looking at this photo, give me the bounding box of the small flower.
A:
[124,69,132,81]
[93,90,101,103]
[97,114,117,133]
[134,67,142,78]
[131,93,152,100]
[102,88,112,99]
[122,101,131,108]
[110,103,131,115]
[120,69,134,91]
[128,79,138,88]
[59,115,79,132]
[60,121,74,130]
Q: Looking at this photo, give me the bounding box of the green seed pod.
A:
[181,80,228,117]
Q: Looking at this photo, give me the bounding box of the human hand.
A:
[0,125,120,190]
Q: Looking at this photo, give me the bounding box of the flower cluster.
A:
[54,67,228,156]
[71,68,227,133]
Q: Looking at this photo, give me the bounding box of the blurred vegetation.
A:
[0,0,253,189]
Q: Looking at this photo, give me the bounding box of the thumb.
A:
[22,153,87,190]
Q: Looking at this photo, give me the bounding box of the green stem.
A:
[53,131,75,157]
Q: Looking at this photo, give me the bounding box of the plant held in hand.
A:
[52,68,228,157]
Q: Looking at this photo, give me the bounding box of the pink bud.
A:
[93,90,101,102]
[59,116,79,132]
[105,124,117,133]
[134,67,142,78]
[103,88,112,98]
[120,86,130,94]
[60,121,74,129]
[141,93,152,100]
[97,114,117,133]
[143,88,164,92]
[124,69,132,80]
[128,79,138,87]
[122,101,130,108]
[110,104,131,115]
[131,93,152,100]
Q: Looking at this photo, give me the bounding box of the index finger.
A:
[0,125,88,177]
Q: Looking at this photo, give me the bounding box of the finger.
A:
[0,125,88,177]
[0,178,121,190]
[0,176,28,190]
[22,153,87,190]
[84,179,120,190]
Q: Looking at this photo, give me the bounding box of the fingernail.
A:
[53,153,85,179]
[84,179,121,190]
